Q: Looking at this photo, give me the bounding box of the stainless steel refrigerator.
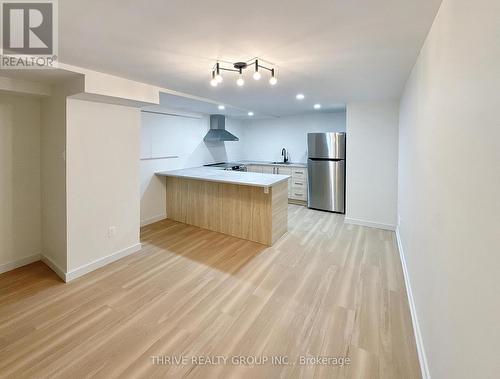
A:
[307,132,346,213]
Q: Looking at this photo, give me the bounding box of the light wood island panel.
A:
[166,177,288,245]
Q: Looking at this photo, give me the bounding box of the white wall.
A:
[397,0,500,377]
[0,77,51,97]
[66,98,141,273]
[345,102,399,229]
[40,91,68,272]
[241,112,346,163]
[140,112,244,225]
[0,94,41,271]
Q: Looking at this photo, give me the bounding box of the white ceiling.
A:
[60,0,442,117]
[144,92,252,119]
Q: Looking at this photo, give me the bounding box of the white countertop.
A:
[156,167,290,187]
[240,160,307,168]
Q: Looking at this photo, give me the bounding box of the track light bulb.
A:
[236,76,245,86]
[210,78,218,87]
[215,74,223,83]
[253,71,261,80]
[269,76,277,85]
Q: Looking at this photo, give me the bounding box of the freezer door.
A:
[307,132,346,159]
[307,159,345,213]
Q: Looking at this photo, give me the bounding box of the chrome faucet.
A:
[281,148,289,163]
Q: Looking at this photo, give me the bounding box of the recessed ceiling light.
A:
[296,93,305,100]
[218,105,225,110]
[314,103,321,109]
[248,111,254,116]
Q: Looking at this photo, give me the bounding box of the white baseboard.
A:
[396,227,430,379]
[41,254,67,282]
[0,253,41,275]
[344,217,396,231]
[2,244,142,283]
[65,243,142,282]
[140,213,167,226]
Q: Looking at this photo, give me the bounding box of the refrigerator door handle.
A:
[309,157,343,162]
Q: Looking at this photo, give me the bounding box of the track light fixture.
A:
[269,69,277,85]
[236,67,245,86]
[210,71,218,87]
[214,63,223,83]
[252,60,261,80]
[210,58,277,87]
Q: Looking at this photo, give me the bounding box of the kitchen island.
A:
[156,167,289,245]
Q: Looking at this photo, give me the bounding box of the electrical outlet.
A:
[108,226,117,238]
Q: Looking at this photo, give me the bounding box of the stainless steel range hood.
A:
[203,114,239,142]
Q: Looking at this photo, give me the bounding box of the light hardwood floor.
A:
[0,205,420,378]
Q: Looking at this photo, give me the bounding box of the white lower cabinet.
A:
[291,179,307,201]
[249,164,307,202]
[276,166,292,176]
[274,166,292,197]
[289,167,307,201]
[246,165,262,173]
[261,166,275,174]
